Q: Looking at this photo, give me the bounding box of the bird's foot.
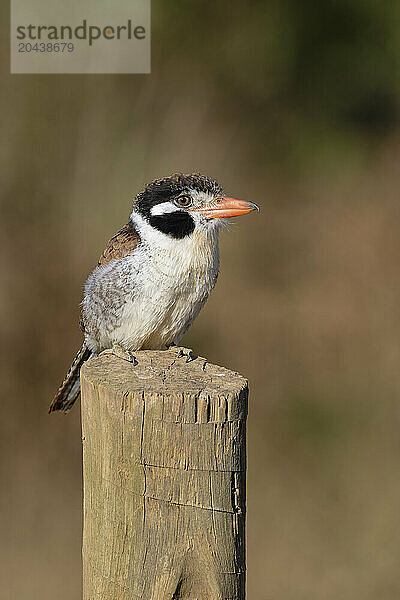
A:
[99,344,137,365]
[175,346,197,363]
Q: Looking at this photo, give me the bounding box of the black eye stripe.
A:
[149,211,195,239]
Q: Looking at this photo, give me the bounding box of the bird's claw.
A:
[99,344,137,365]
[129,352,138,366]
[176,347,196,363]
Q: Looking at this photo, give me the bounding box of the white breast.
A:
[84,217,220,352]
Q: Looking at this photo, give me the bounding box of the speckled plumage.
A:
[82,214,219,353]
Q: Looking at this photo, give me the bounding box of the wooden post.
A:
[80,348,248,600]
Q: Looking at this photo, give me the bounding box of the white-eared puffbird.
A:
[49,173,258,412]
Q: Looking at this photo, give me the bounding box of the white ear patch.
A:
[150,202,179,216]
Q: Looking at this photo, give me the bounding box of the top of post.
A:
[81,347,248,423]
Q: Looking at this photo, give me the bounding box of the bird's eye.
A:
[174,195,193,208]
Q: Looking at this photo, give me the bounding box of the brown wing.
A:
[79,222,141,333]
[97,221,141,267]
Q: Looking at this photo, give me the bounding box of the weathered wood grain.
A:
[81,348,248,600]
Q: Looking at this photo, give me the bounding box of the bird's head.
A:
[132,173,258,240]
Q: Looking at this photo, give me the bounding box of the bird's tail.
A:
[49,344,93,413]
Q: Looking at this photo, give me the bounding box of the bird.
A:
[49,173,258,413]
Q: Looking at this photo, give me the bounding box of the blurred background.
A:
[1,1,400,598]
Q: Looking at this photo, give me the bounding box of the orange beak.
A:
[194,197,259,220]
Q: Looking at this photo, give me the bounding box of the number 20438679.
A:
[18,42,75,52]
